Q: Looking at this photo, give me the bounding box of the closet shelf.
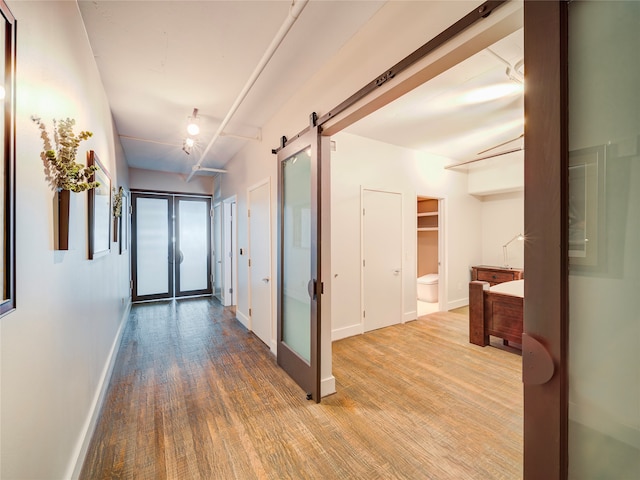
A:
[418,227,438,232]
[417,212,438,217]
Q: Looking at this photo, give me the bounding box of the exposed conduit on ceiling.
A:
[186,0,309,182]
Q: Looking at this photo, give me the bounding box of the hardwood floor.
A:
[80,298,522,479]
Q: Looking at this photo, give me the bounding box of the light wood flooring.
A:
[80,298,522,479]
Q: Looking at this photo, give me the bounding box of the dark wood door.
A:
[276,126,323,402]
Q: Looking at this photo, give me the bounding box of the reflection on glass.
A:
[0,18,6,302]
[136,197,169,296]
[178,199,208,292]
[282,149,311,362]
[568,1,640,478]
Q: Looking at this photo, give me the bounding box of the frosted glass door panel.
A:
[568,1,640,478]
[282,149,311,363]
[176,198,210,294]
[136,197,170,296]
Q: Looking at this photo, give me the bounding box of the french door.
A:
[131,193,212,301]
[277,126,323,402]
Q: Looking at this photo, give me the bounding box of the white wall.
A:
[129,167,214,195]
[480,191,524,268]
[1,2,130,478]
[330,133,483,340]
[467,151,524,195]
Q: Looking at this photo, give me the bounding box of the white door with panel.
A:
[222,200,236,306]
[248,180,272,347]
[213,203,222,301]
[362,189,403,332]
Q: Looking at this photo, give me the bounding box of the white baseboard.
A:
[270,339,277,355]
[321,375,336,397]
[447,297,469,311]
[403,310,417,323]
[68,301,131,480]
[332,323,362,341]
[236,309,250,329]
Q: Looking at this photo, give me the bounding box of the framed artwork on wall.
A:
[0,1,16,317]
[119,191,128,254]
[568,144,605,271]
[88,150,111,259]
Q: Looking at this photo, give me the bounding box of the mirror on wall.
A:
[0,0,16,317]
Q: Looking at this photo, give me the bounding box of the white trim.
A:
[332,323,363,341]
[68,301,131,480]
[403,310,417,322]
[236,309,250,329]
[222,195,237,307]
[321,375,337,397]
[447,297,469,311]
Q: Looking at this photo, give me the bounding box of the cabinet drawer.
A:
[476,270,515,283]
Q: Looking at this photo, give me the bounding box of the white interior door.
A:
[222,199,236,306]
[248,180,272,347]
[362,189,403,332]
[213,203,222,300]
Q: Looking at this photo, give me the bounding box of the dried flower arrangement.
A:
[113,186,124,217]
[32,116,100,192]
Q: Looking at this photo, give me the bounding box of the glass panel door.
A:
[132,193,212,301]
[277,126,322,402]
[567,2,640,478]
[175,196,212,297]
[132,193,173,301]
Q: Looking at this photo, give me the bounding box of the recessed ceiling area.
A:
[344,28,524,163]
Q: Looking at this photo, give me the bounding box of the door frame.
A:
[174,196,213,298]
[131,192,213,301]
[360,187,404,333]
[213,201,223,301]
[248,177,273,350]
[523,2,568,478]
[131,192,174,302]
[222,195,237,307]
[416,194,446,312]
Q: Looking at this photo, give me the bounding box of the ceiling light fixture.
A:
[182,137,194,155]
[461,83,523,104]
[187,108,200,136]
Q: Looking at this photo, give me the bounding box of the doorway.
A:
[416,195,442,317]
[213,202,222,301]
[221,196,237,307]
[131,193,212,301]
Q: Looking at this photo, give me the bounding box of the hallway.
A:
[81,298,522,479]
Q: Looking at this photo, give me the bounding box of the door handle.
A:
[522,333,555,385]
[262,277,270,283]
[393,269,401,275]
[307,279,316,299]
[178,250,184,264]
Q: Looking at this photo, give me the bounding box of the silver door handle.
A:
[262,277,270,283]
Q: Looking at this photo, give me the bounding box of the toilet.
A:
[417,274,438,303]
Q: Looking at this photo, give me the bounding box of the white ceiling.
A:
[345,28,524,162]
[78,0,386,175]
[78,1,523,175]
